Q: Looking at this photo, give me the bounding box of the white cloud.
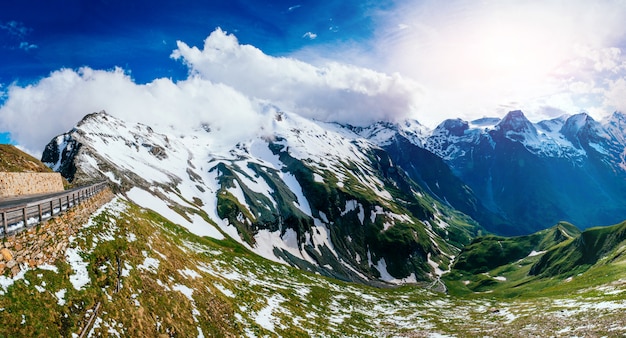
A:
[1,21,38,52]
[369,0,626,124]
[1,29,423,155]
[0,67,271,155]
[171,28,423,127]
[603,78,626,114]
[288,5,302,12]
[18,41,37,51]
[0,21,30,39]
[302,32,317,40]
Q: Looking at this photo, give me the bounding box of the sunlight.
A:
[458,17,563,84]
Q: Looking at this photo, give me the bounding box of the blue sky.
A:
[0,0,383,86]
[0,0,388,146]
[2,0,626,153]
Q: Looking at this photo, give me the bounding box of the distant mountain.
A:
[351,121,509,235]
[452,221,581,275]
[422,110,626,235]
[42,111,483,286]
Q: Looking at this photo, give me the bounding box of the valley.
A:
[2,108,626,336]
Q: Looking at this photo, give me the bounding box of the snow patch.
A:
[66,247,90,290]
[253,228,316,266]
[341,200,358,216]
[137,257,160,273]
[313,173,324,183]
[376,258,417,284]
[127,187,224,239]
[527,250,546,257]
[214,283,235,298]
[55,289,67,306]
[255,294,285,332]
[282,172,312,216]
[173,283,194,301]
[427,254,445,277]
[38,264,59,273]
[179,268,201,279]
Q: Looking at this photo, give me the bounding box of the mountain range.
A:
[41,109,626,286]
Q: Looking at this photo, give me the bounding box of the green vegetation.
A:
[0,144,54,173]
[453,222,580,274]
[445,219,626,309]
[530,221,626,278]
[0,198,624,336]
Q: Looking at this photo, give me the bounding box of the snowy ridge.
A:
[343,110,626,167]
[418,110,626,165]
[44,110,473,285]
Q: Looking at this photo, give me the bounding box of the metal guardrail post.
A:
[2,212,6,234]
[0,181,107,238]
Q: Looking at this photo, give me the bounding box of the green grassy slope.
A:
[452,222,580,274]
[0,198,624,336]
[445,220,626,302]
[530,221,626,278]
[0,144,54,172]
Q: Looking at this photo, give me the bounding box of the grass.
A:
[0,197,624,336]
[0,144,54,173]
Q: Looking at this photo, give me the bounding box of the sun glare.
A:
[459,17,563,84]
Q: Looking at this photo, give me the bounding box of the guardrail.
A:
[0,182,108,237]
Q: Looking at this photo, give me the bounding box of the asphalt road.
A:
[0,187,85,210]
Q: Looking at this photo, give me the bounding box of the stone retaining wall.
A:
[0,187,114,277]
[0,172,64,197]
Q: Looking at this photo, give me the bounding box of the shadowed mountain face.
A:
[421,110,626,235]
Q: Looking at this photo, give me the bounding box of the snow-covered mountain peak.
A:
[557,113,614,153]
[604,111,626,145]
[434,118,469,137]
[607,111,626,125]
[44,109,479,286]
[469,117,501,129]
[536,115,569,133]
[560,112,593,136]
[348,119,429,148]
[496,110,538,136]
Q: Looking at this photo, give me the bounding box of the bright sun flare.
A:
[460,19,561,83]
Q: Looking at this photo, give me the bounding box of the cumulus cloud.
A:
[1,28,422,154]
[603,78,626,114]
[0,67,271,154]
[171,28,423,126]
